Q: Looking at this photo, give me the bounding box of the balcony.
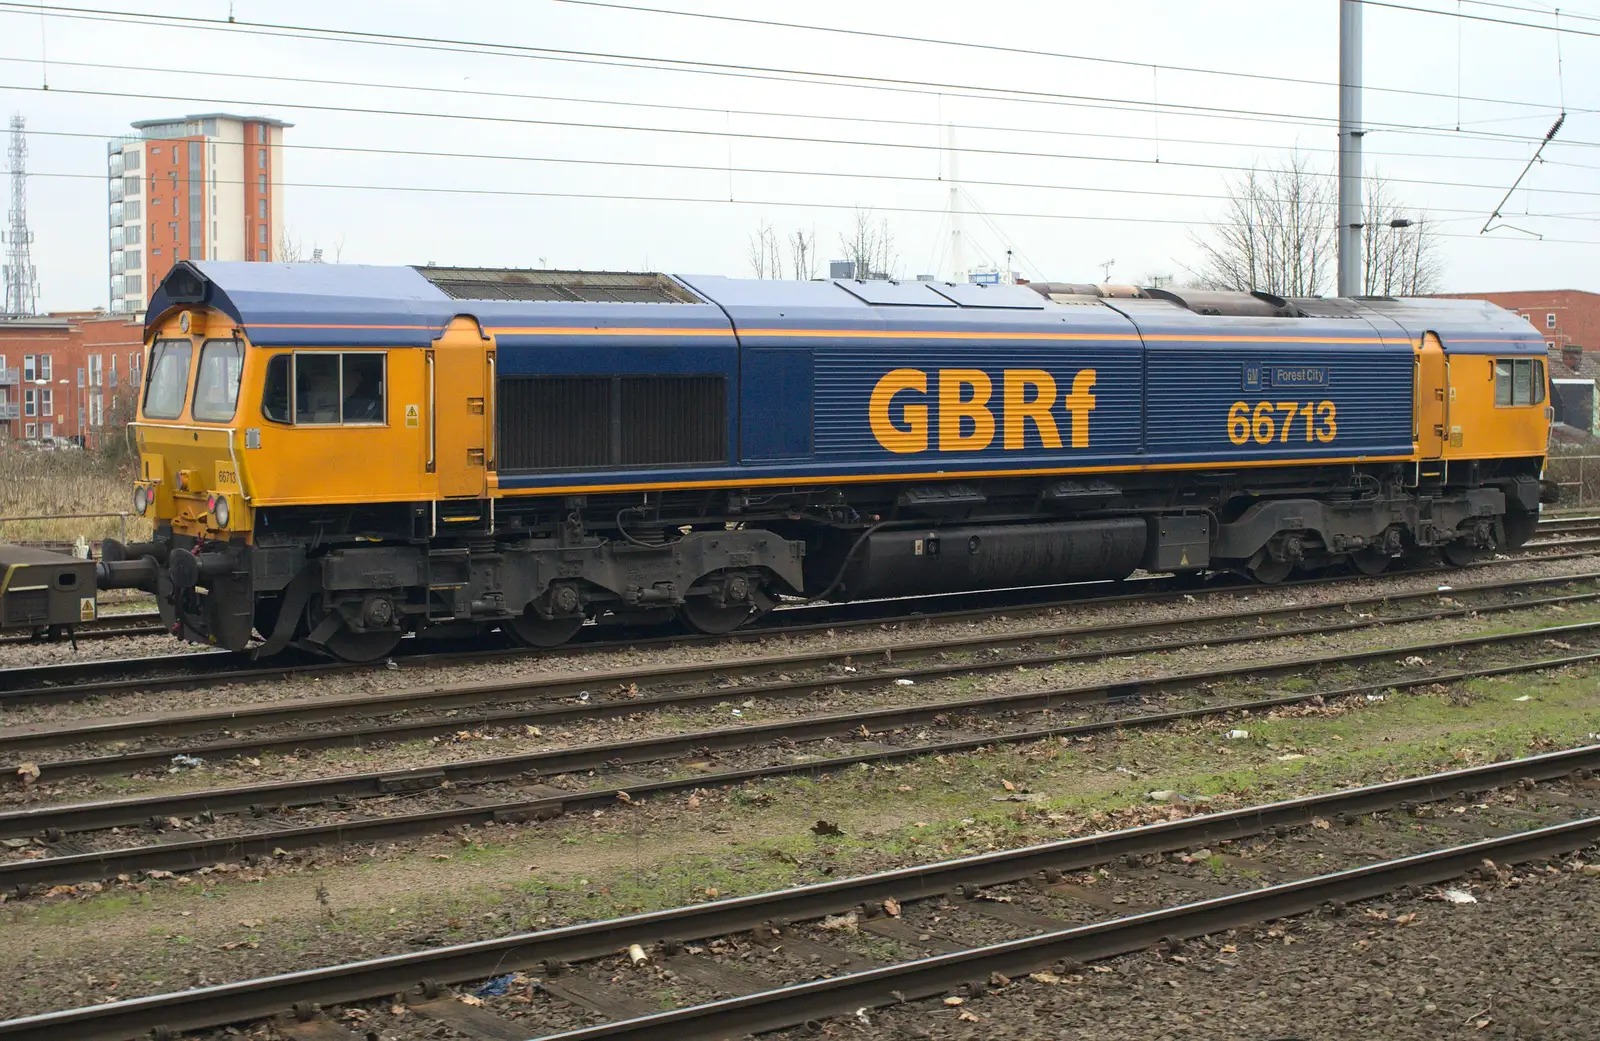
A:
[0,368,17,385]
[0,403,17,421]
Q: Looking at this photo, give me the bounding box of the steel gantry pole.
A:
[1337,0,1364,297]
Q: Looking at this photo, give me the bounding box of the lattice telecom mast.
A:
[2,113,39,318]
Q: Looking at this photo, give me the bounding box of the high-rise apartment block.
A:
[107,113,291,313]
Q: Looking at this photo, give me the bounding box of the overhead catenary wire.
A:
[31,165,1600,244]
[556,0,1597,117]
[5,54,1589,172]
[1357,0,1600,35]
[12,82,1600,205]
[0,2,1590,152]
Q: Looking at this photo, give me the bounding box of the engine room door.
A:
[429,317,489,498]
[1415,332,1449,460]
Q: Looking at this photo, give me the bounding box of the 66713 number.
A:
[1227,400,1337,445]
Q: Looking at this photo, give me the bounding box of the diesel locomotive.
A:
[3,262,1554,660]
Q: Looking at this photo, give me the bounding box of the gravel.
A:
[821,864,1600,1041]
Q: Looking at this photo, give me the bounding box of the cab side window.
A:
[1495,358,1546,407]
[262,354,290,423]
[295,354,341,424]
[341,354,385,423]
[260,351,387,425]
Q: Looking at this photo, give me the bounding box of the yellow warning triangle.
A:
[1179,550,1189,566]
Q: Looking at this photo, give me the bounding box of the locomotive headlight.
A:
[133,485,149,516]
[210,494,230,529]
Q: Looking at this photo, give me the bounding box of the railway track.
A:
[4,567,1598,766]
[5,533,1600,707]
[2,746,1595,1041]
[4,574,1600,892]
[0,610,163,646]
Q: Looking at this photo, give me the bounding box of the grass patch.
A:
[0,448,149,542]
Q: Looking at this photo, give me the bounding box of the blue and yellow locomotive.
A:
[74,263,1553,659]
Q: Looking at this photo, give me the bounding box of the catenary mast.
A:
[2,113,39,318]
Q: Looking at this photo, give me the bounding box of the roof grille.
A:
[415,267,701,304]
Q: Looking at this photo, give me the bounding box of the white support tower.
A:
[2,113,39,318]
[1336,0,1363,298]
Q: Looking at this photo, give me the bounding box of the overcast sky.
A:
[2,0,1596,311]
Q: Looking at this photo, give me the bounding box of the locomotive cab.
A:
[130,275,494,657]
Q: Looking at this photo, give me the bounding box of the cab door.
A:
[429,317,490,498]
[1415,332,1449,461]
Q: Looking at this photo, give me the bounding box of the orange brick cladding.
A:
[109,114,291,314]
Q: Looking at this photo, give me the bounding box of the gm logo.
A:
[868,367,1097,454]
[1243,363,1263,392]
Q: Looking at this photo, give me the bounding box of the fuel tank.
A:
[839,518,1147,599]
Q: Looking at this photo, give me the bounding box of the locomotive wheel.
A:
[1249,557,1293,585]
[679,597,756,635]
[305,596,402,663]
[323,627,403,663]
[1442,541,1490,567]
[1349,548,1391,576]
[506,612,584,648]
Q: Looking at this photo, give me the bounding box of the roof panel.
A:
[831,279,957,308]
[926,282,1047,309]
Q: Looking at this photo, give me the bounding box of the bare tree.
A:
[789,227,817,280]
[1189,152,1336,297]
[837,208,898,280]
[1360,176,1442,296]
[747,221,783,279]
[275,228,303,263]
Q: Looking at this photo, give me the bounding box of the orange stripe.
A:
[487,326,734,337]
[239,322,1522,348]
[248,322,440,330]
[495,454,1415,497]
[739,328,1142,341]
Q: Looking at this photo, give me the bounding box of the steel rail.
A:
[5,634,1600,889]
[0,746,1594,1041]
[537,816,1600,1041]
[7,575,1600,776]
[5,544,1598,706]
[0,611,164,646]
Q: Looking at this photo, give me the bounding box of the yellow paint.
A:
[498,453,1417,497]
[868,367,1097,454]
[431,317,492,498]
[1415,333,1448,459]
[1440,354,1549,461]
[867,368,927,454]
[1063,370,1097,449]
[937,369,995,452]
[1002,370,1062,450]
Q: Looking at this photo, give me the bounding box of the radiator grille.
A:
[498,375,727,471]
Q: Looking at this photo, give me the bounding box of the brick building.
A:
[107,113,291,313]
[1429,289,1600,376]
[0,312,145,445]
